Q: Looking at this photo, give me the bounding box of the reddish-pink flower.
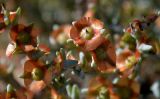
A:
[70,17,116,73]
[70,17,106,51]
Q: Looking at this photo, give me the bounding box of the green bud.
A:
[11,7,21,25]
[100,29,110,39]
[60,48,66,60]
[98,87,109,99]
[67,39,74,44]
[56,51,60,56]
[16,7,21,15]
[7,84,14,93]
[67,39,77,48]
[125,56,137,68]
[91,56,96,67]
[31,68,43,81]
[99,87,107,94]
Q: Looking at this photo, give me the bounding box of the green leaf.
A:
[12,7,21,25]
[16,7,21,15]
[60,48,66,60]
[79,52,87,66]
[67,39,77,49]
[138,43,152,52]
[71,84,80,99]
[66,85,72,97]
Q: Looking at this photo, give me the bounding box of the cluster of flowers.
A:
[0,3,159,99]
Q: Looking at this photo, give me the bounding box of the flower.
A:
[10,24,37,46]
[0,84,33,99]
[91,41,116,73]
[0,6,20,33]
[88,76,140,99]
[23,60,52,88]
[116,49,141,74]
[50,25,71,45]
[88,76,111,99]
[70,17,116,73]
[124,14,158,44]
[111,77,140,99]
[70,17,106,51]
[6,24,39,57]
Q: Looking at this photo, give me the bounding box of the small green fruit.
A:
[80,27,93,40]
[31,68,43,81]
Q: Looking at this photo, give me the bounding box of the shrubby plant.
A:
[0,1,160,99]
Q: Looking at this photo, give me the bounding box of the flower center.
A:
[17,32,31,44]
[80,27,94,40]
[32,68,43,81]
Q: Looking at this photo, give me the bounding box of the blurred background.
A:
[1,0,160,44]
[2,0,160,34]
[0,0,160,99]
